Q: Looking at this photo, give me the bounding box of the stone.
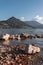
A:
[25,44,40,54]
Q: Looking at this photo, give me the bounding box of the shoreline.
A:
[0,44,43,65]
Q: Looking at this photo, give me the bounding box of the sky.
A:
[0,0,43,24]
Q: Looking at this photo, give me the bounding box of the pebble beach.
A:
[0,44,43,65]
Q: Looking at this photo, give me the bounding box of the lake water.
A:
[0,29,43,48]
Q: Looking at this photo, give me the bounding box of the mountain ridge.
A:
[0,16,43,28]
[25,20,43,28]
[0,17,32,28]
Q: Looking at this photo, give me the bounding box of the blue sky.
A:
[0,0,43,24]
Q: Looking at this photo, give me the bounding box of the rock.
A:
[36,47,40,53]
[23,33,29,38]
[0,47,6,52]
[17,34,26,40]
[10,35,15,39]
[35,34,43,38]
[30,34,36,38]
[25,44,40,54]
[2,34,10,41]
[18,35,21,40]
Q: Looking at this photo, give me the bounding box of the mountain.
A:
[25,20,43,28]
[0,17,32,28]
[0,17,43,29]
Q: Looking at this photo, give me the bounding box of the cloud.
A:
[20,17,25,21]
[20,15,43,24]
[33,15,43,24]
[34,15,43,21]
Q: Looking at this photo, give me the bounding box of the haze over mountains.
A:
[25,20,43,28]
[0,16,43,29]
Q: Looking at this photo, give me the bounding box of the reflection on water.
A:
[0,29,43,48]
[2,40,10,45]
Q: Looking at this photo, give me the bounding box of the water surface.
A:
[0,29,43,48]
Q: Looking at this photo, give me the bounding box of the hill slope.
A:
[0,17,32,28]
[25,21,43,28]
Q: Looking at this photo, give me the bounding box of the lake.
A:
[0,29,43,48]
